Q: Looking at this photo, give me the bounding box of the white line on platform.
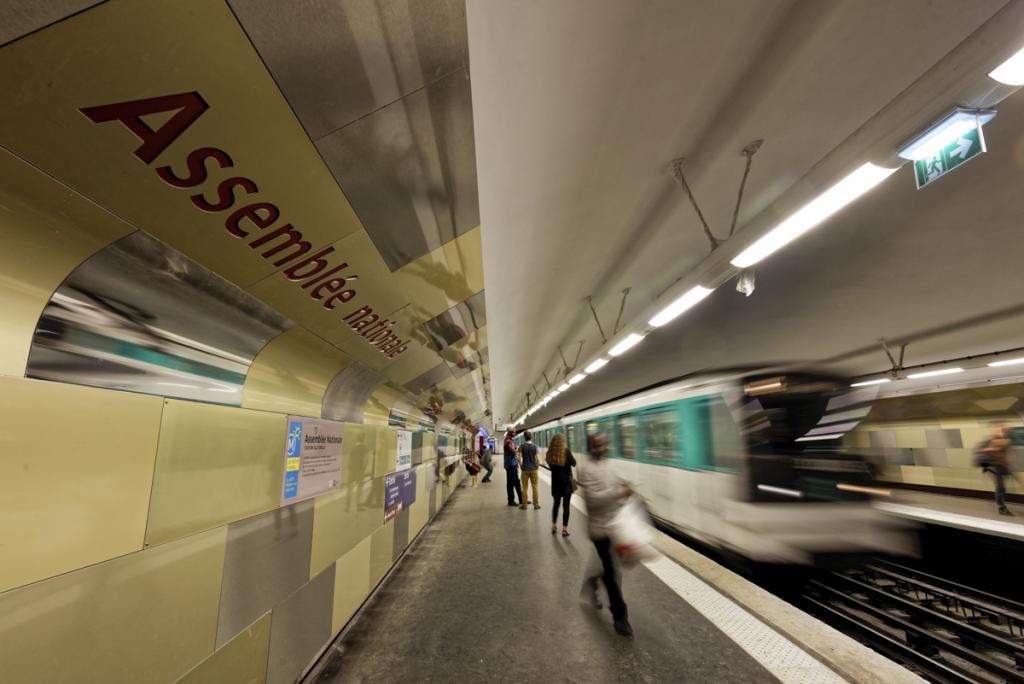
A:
[538,470,846,683]
[876,502,1024,541]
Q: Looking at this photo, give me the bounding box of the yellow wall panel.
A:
[342,423,379,484]
[363,385,403,426]
[393,227,484,320]
[0,150,133,377]
[175,612,270,684]
[309,477,384,580]
[0,527,227,684]
[900,466,936,486]
[331,536,372,634]
[409,469,429,536]
[146,400,284,546]
[0,377,163,593]
[375,426,398,478]
[242,326,352,416]
[380,342,445,387]
[894,430,927,449]
[368,521,395,588]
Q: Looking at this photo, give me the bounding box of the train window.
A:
[566,424,575,453]
[709,397,743,472]
[641,409,679,463]
[617,414,638,458]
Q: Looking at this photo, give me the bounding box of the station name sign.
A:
[79,92,410,359]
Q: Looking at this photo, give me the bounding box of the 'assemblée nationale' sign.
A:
[78,92,411,360]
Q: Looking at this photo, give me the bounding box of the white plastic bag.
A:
[608,496,658,565]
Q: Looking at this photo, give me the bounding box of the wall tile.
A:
[331,536,372,634]
[342,423,378,484]
[216,501,314,647]
[309,477,385,579]
[0,377,163,592]
[266,565,335,684]
[369,520,395,587]
[146,400,284,546]
[0,527,226,683]
[177,612,271,684]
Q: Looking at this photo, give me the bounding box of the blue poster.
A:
[384,469,417,522]
[282,420,303,501]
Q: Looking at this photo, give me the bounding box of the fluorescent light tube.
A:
[585,358,609,373]
[990,46,1024,85]
[757,484,803,498]
[608,333,645,357]
[558,383,570,391]
[897,109,995,161]
[731,163,897,268]
[648,285,714,327]
[988,357,1024,367]
[907,367,963,379]
[795,433,843,442]
[568,373,586,385]
[850,378,891,387]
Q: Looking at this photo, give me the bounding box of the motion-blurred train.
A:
[528,369,916,566]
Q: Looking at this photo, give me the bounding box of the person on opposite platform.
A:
[503,429,522,507]
[577,432,633,638]
[976,423,1017,516]
[480,442,494,483]
[518,431,541,510]
[545,433,577,536]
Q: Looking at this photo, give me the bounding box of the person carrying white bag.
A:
[577,432,636,638]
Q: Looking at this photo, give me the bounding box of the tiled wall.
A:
[0,375,466,684]
[845,419,1022,496]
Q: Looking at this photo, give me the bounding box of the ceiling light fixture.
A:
[795,433,844,442]
[897,108,995,161]
[568,373,586,385]
[608,333,645,357]
[585,358,609,373]
[988,357,1024,367]
[648,285,714,327]
[907,367,964,379]
[989,45,1024,85]
[731,163,897,268]
[558,383,570,391]
[850,378,891,387]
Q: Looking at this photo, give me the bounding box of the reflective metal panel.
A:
[228,0,469,140]
[423,289,486,351]
[405,361,453,395]
[266,564,335,684]
[322,362,388,422]
[317,67,479,270]
[0,0,103,46]
[26,232,292,405]
[216,501,315,648]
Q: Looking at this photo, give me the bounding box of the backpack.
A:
[973,439,993,468]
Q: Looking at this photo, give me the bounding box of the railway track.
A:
[804,560,1024,683]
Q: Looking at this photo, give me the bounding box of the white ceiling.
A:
[470,0,1019,423]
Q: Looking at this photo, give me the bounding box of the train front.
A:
[729,372,917,566]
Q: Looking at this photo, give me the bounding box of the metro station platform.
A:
[306,473,922,683]
[877,489,1024,543]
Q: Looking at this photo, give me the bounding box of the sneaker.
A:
[551,523,557,534]
[507,502,518,507]
[613,620,634,638]
[562,528,570,537]
[533,504,541,510]
[999,507,1015,516]
[519,504,527,510]
[580,579,602,610]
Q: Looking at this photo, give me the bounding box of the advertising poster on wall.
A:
[396,430,412,471]
[384,470,417,522]
[280,416,344,506]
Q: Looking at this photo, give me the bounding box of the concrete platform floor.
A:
[307,473,781,683]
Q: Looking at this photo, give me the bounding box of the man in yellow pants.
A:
[518,431,541,510]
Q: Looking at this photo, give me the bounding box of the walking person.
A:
[466,449,480,487]
[976,424,1016,515]
[546,433,577,536]
[518,431,541,510]
[480,442,494,483]
[503,429,522,507]
[578,432,633,637]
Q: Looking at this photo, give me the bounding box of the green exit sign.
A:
[914,126,985,189]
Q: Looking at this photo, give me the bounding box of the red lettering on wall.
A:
[156,147,233,188]
[191,176,258,212]
[80,92,208,164]
[225,202,279,238]
[284,249,336,281]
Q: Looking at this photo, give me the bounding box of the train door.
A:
[637,404,684,520]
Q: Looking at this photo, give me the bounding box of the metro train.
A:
[527,369,916,566]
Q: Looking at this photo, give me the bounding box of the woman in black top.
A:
[545,433,577,536]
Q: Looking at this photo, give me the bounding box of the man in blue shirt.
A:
[518,431,541,510]
[503,429,522,507]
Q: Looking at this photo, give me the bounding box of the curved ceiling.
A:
[471,0,1022,424]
